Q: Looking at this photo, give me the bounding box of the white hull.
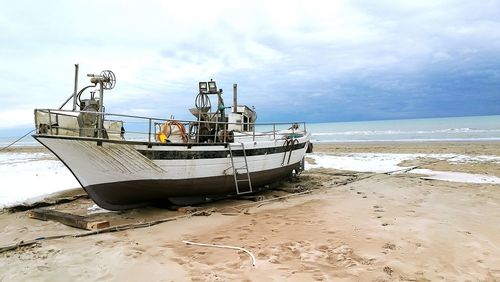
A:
[35,134,310,210]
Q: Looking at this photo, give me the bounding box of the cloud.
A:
[0,0,499,133]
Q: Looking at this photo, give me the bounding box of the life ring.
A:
[156,121,187,143]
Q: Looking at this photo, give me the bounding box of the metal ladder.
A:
[228,142,253,194]
[282,138,298,166]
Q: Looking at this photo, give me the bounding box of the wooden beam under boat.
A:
[28,208,110,230]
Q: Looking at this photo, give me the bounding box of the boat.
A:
[33,65,312,210]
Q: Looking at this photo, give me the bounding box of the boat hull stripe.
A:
[137,143,306,160]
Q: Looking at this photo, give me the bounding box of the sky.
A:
[1,0,500,136]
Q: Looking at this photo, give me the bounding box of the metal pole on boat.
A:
[34,109,38,133]
[148,118,152,144]
[48,109,53,135]
[72,64,79,111]
[58,64,79,110]
[98,81,104,138]
[233,84,237,113]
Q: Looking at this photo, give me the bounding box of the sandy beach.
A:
[1,142,499,281]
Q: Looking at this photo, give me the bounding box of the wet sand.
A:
[0,142,499,281]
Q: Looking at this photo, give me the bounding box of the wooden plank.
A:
[28,208,109,230]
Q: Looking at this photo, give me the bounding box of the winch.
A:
[74,70,116,137]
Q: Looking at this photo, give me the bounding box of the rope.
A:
[0,185,323,255]
[0,209,212,254]
[156,121,187,143]
[183,240,256,267]
[195,93,211,110]
[0,155,462,254]
[0,129,35,152]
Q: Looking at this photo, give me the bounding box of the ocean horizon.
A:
[1,114,499,147]
[307,114,500,143]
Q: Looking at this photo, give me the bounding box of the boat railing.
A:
[34,108,307,144]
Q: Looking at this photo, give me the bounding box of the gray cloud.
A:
[0,0,499,132]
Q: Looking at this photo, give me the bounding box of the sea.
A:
[0,115,499,208]
[307,115,500,143]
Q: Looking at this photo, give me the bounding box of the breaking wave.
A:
[312,128,500,136]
